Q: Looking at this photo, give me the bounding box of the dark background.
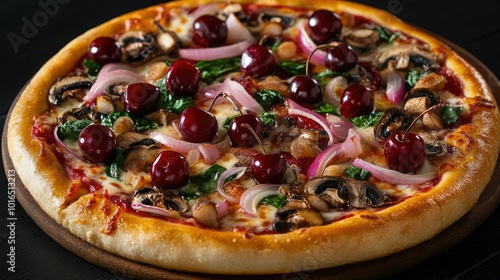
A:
[1,1,499,279]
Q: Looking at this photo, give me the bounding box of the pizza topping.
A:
[240,183,282,216]
[192,15,228,47]
[374,45,439,70]
[374,107,413,141]
[344,28,380,50]
[88,37,122,66]
[216,166,247,203]
[165,59,202,97]
[352,158,436,185]
[192,199,218,228]
[241,44,277,78]
[124,83,161,115]
[289,75,324,105]
[339,84,374,118]
[49,76,93,106]
[273,207,323,233]
[325,42,358,72]
[151,150,189,189]
[385,68,406,104]
[83,68,144,103]
[178,106,218,143]
[307,9,342,44]
[78,124,118,164]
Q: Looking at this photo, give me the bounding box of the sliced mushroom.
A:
[123,146,161,173]
[58,104,99,124]
[345,29,380,49]
[404,88,440,108]
[304,176,346,195]
[413,72,446,92]
[304,195,329,212]
[425,141,447,157]
[147,109,178,127]
[118,31,160,64]
[163,195,189,213]
[319,188,347,208]
[374,107,413,140]
[116,132,160,151]
[423,110,445,130]
[132,187,165,208]
[49,76,92,105]
[192,199,218,228]
[112,116,134,134]
[374,45,439,70]
[290,131,322,159]
[156,31,181,54]
[258,11,296,28]
[94,95,116,114]
[272,207,323,233]
[345,178,386,208]
[284,198,309,210]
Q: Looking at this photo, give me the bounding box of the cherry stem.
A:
[241,123,266,155]
[258,35,269,46]
[305,43,334,77]
[153,20,166,33]
[207,92,243,115]
[402,104,442,140]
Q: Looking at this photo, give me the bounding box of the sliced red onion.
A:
[226,13,256,44]
[286,98,337,145]
[297,21,326,66]
[98,63,136,76]
[199,143,223,164]
[352,158,437,185]
[215,135,231,150]
[202,78,264,114]
[240,184,282,216]
[307,143,342,179]
[326,113,353,142]
[131,203,181,218]
[149,131,200,154]
[53,126,85,161]
[386,70,406,104]
[84,69,144,103]
[324,76,348,107]
[179,40,253,61]
[216,166,247,203]
[216,200,229,218]
[189,2,218,19]
[186,148,201,166]
[341,129,363,158]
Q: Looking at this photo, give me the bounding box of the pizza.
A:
[7,0,500,275]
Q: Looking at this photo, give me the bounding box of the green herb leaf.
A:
[259,194,287,209]
[344,166,371,180]
[181,164,227,201]
[157,78,195,114]
[105,149,125,180]
[57,119,92,141]
[442,106,463,125]
[314,102,339,115]
[373,26,399,43]
[350,112,383,128]
[101,112,158,131]
[196,57,241,84]
[269,38,282,52]
[223,115,236,130]
[254,89,284,111]
[277,61,307,76]
[82,59,102,80]
[259,111,278,126]
[405,70,428,88]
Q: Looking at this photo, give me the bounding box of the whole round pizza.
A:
[7,0,500,275]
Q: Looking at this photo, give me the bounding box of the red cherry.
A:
[166,60,201,97]
[88,37,121,65]
[228,114,264,147]
[241,45,276,78]
[289,75,323,105]
[384,132,426,174]
[151,151,189,189]
[307,10,342,44]
[178,106,218,143]
[124,83,160,115]
[325,43,358,72]
[192,15,228,47]
[78,124,117,164]
[339,84,374,118]
[251,153,286,184]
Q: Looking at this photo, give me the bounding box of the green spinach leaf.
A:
[105,149,125,180]
[259,194,287,209]
[181,164,227,201]
[82,59,101,80]
[254,89,284,111]
[277,61,307,76]
[157,78,194,114]
[350,112,383,128]
[57,119,92,141]
[196,57,241,83]
[442,106,463,125]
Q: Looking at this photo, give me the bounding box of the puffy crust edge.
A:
[7,0,500,275]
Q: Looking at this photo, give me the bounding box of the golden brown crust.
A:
[8,0,500,275]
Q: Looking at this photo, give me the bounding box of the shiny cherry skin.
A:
[307,9,342,44]
[192,15,228,47]
[151,151,189,189]
[88,37,121,65]
[251,153,286,184]
[289,75,323,105]
[326,43,358,72]
[339,84,374,118]
[241,45,276,78]
[78,124,117,164]
[384,132,426,174]
[166,60,202,97]
[228,114,264,147]
[125,83,160,115]
[178,106,218,143]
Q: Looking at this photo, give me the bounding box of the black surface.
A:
[1,1,500,279]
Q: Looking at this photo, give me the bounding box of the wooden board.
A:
[3,34,500,280]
